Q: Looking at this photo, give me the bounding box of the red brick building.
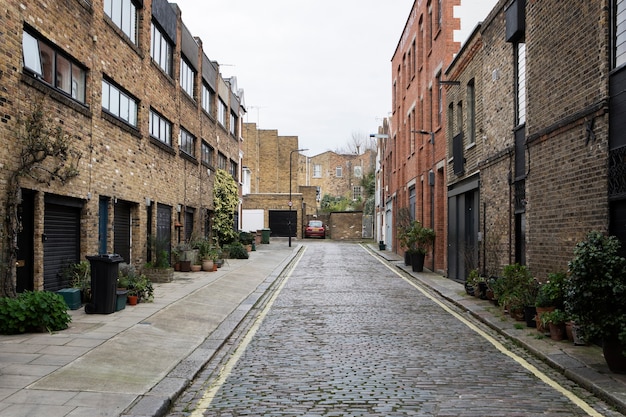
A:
[386,0,460,274]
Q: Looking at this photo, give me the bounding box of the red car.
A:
[304,220,326,238]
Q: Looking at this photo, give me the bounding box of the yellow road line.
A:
[366,246,604,417]
[190,247,307,417]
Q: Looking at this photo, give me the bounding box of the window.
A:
[353,186,362,201]
[151,22,172,75]
[22,30,86,103]
[354,165,363,178]
[313,164,322,178]
[102,79,138,126]
[217,152,227,170]
[218,98,227,126]
[180,58,195,98]
[201,141,214,166]
[230,160,238,181]
[316,186,321,202]
[179,128,195,157]
[201,83,214,115]
[614,0,626,68]
[336,166,343,177]
[411,39,417,78]
[437,72,443,127]
[230,111,238,136]
[149,109,172,146]
[409,108,416,154]
[437,0,443,28]
[103,0,137,43]
[467,79,476,144]
[448,102,454,150]
[516,42,527,125]
[456,100,463,135]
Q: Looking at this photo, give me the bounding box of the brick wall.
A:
[1,0,244,288]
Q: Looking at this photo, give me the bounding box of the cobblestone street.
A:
[168,241,623,417]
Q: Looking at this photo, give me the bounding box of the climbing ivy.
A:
[212,169,239,246]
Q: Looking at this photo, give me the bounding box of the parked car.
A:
[304,220,326,238]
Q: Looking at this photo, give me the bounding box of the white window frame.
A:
[149,108,172,146]
[313,164,322,178]
[179,128,195,157]
[151,22,172,76]
[201,83,214,115]
[180,57,195,98]
[336,166,343,177]
[102,78,138,126]
[201,141,213,166]
[22,30,86,103]
[103,0,137,44]
[218,98,227,126]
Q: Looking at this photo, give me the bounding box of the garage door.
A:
[268,210,297,237]
[43,201,81,291]
[114,201,131,263]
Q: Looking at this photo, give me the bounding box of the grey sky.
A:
[174,0,498,156]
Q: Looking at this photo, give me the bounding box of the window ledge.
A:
[149,136,176,155]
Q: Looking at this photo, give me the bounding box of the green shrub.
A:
[226,242,249,259]
[0,291,71,334]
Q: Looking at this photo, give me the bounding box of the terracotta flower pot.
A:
[127,295,138,305]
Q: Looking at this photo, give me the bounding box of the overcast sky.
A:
[174,0,499,156]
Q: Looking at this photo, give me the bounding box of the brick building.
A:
[240,122,316,238]
[386,0,460,274]
[305,149,376,207]
[445,0,611,281]
[0,0,245,294]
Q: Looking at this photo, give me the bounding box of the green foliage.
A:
[119,264,154,302]
[535,271,567,308]
[3,101,82,298]
[61,261,90,292]
[399,220,435,254]
[238,231,254,245]
[496,264,537,309]
[540,308,568,326]
[466,269,484,287]
[0,291,71,334]
[213,169,239,245]
[320,194,352,212]
[361,172,375,216]
[225,242,249,259]
[566,231,626,346]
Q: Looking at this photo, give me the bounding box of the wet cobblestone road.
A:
[168,242,623,416]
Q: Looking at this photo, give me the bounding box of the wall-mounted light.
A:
[369,134,389,139]
[412,130,435,145]
[177,204,182,213]
[145,197,151,207]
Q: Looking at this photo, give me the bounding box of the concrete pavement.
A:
[0,240,300,417]
[1,240,625,416]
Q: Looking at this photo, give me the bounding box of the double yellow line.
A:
[190,247,307,417]
[369,246,603,417]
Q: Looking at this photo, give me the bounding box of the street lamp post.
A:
[289,148,308,247]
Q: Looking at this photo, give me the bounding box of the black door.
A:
[114,201,131,262]
[16,190,35,293]
[269,210,297,237]
[157,203,172,262]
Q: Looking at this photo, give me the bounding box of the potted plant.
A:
[540,309,568,341]
[565,231,626,373]
[535,271,566,333]
[176,241,194,272]
[119,265,154,305]
[402,220,435,272]
[497,264,535,322]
